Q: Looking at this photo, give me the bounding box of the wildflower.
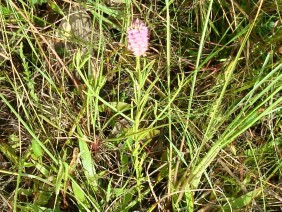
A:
[127,19,149,57]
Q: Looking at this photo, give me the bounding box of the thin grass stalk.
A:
[246,139,266,210]
[211,57,281,141]
[201,0,264,162]
[8,1,80,91]
[176,0,265,204]
[164,0,173,201]
[175,0,214,186]
[0,94,59,164]
[190,92,282,191]
[134,55,143,202]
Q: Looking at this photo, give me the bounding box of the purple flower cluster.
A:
[127,19,149,57]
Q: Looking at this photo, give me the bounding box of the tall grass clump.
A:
[0,0,281,211]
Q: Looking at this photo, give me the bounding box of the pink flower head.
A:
[127,19,149,57]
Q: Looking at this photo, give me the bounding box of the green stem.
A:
[134,55,142,202]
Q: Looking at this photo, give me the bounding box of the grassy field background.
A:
[0,0,282,211]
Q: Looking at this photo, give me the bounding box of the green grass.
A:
[0,0,282,211]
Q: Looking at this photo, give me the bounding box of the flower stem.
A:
[134,55,143,202]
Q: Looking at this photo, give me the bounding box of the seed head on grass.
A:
[127,19,149,57]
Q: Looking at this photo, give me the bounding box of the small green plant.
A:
[0,0,281,211]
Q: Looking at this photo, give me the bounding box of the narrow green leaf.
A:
[106,177,113,203]
[31,160,50,176]
[55,162,64,195]
[0,94,58,165]
[72,179,91,210]
[0,143,18,166]
[31,139,43,158]
[184,184,194,211]
[77,126,97,187]
[48,1,64,15]
[222,188,262,211]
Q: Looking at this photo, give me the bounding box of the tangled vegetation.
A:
[0,0,281,211]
